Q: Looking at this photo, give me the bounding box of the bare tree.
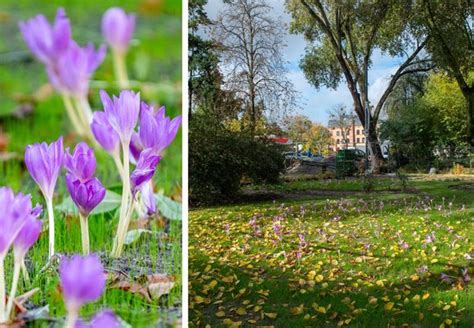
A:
[212,0,298,134]
[328,106,353,149]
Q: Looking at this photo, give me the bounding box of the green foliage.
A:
[189,114,285,204]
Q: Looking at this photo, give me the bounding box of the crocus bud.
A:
[24,136,64,201]
[65,174,106,217]
[59,254,105,309]
[19,8,71,66]
[46,42,106,97]
[100,90,140,144]
[0,188,34,258]
[101,7,135,54]
[130,148,160,195]
[91,112,120,154]
[13,216,43,260]
[64,142,96,182]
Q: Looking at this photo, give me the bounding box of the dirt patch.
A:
[240,188,418,202]
[448,183,474,191]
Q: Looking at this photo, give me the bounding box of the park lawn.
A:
[189,176,474,327]
[0,0,182,326]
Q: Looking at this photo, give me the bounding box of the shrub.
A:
[189,114,284,204]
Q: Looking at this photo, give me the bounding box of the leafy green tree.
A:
[188,0,220,118]
[420,0,474,146]
[286,0,433,169]
[282,115,313,142]
[303,123,333,155]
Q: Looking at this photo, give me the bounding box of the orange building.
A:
[328,117,366,153]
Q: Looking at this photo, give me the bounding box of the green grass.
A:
[189,176,474,327]
[0,0,182,326]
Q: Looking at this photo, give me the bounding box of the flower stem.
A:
[72,97,96,144]
[111,142,131,258]
[46,198,55,259]
[5,259,21,320]
[20,260,29,286]
[79,213,90,255]
[65,305,79,328]
[112,150,125,181]
[0,257,5,323]
[62,95,85,137]
[112,51,129,89]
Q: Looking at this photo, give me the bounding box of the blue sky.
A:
[204,0,404,125]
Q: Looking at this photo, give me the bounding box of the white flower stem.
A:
[5,259,21,320]
[0,257,5,323]
[112,150,125,181]
[65,305,79,328]
[111,142,131,258]
[46,198,55,259]
[72,97,96,145]
[112,51,129,89]
[20,260,29,286]
[79,213,90,255]
[62,95,85,137]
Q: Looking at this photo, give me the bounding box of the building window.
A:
[362,137,365,142]
[336,131,340,136]
[357,137,360,143]
[336,139,339,144]
[357,129,360,135]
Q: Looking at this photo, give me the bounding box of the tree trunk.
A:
[368,120,384,172]
[466,90,474,148]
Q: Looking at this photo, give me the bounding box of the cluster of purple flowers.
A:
[91,90,181,257]
[7,5,180,326]
[19,7,135,138]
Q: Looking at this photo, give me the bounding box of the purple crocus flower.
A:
[130,149,160,195]
[101,7,135,55]
[130,103,182,161]
[24,136,64,201]
[19,8,71,66]
[0,188,34,257]
[91,112,120,154]
[47,42,106,97]
[65,174,106,217]
[60,254,106,308]
[64,142,96,182]
[100,90,140,144]
[13,216,43,259]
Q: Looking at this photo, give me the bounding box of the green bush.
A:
[189,114,284,204]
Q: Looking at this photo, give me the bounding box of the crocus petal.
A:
[64,142,96,181]
[130,149,160,195]
[65,174,106,216]
[25,136,64,200]
[91,111,120,154]
[89,310,120,328]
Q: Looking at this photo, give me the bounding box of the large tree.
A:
[212,0,298,133]
[286,0,433,169]
[188,0,219,118]
[420,0,474,146]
